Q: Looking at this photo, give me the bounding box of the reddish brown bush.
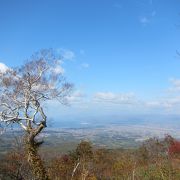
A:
[168,140,180,156]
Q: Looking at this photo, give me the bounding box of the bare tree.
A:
[0,49,73,180]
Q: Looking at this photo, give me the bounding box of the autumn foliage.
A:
[1,136,180,180]
[168,139,180,157]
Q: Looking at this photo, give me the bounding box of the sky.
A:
[1,0,180,122]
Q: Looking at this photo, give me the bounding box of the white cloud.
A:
[143,78,180,111]
[140,17,149,25]
[168,78,180,92]
[145,101,161,108]
[57,48,75,60]
[50,60,65,74]
[139,11,156,25]
[0,62,9,73]
[47,76,180,114]
[145,96,180,110]
[53,65,65,74]
[80,63,90,68]
[51,48,75,74]
[163,97,180,108]
[93,92,136,104]
[67,91,86,103]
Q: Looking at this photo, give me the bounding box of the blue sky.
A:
[1,0,180,121]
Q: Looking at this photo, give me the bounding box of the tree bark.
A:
[25,134,48,180]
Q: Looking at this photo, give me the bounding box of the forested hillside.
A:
[0,135,180,180]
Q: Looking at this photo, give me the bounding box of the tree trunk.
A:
[25,135,48,180]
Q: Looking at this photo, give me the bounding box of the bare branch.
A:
[0,49,73,140]
[17,121,28,131]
